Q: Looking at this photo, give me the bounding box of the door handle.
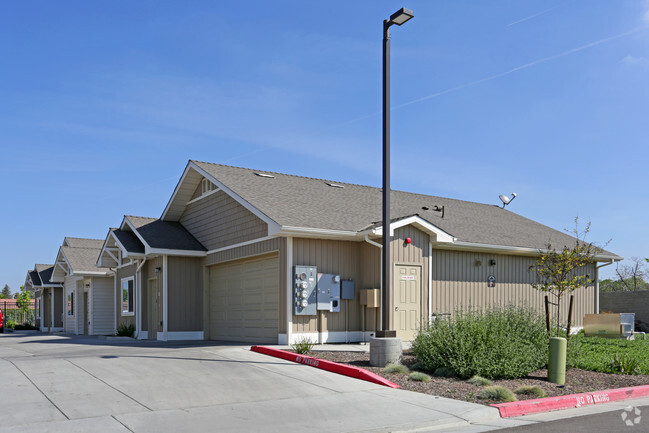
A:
[395,306,399,311]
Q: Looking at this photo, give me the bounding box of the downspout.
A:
[428,241,433,323]
[109,267,117,335]
[136,258,147,339]
[364,234,383,332]
[595,260,616,314]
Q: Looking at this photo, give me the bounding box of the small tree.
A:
[531,218,604,336]
[15,287,32,316]
[0,284,11,299]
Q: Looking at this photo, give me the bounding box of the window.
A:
[67,292,74,316]
[35,299,40,319]
[121,278,134,315]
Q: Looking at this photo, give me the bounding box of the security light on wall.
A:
[499,193,517,208]
[155,267,161,273]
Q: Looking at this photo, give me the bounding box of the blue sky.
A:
[2,0,648,293]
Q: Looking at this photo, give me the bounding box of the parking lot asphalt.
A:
[0,331,540,432]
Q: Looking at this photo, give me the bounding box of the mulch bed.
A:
[306,349,649,405]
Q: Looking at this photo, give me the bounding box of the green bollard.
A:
[548,337,567,385]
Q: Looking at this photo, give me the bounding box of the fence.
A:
[600,291,649,324]
[1,300,36,326]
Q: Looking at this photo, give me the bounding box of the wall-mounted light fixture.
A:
[489,259,497,266]
[155,267,161,273]
[475,260,482,267]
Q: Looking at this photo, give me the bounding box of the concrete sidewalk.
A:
[1,332,535,432]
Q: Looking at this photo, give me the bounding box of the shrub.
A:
[291,336,315,354]
[567,333,649,374]
[515,386,546,398]
[408,372,431,382]
[478,386,517,402]
[412,306,548,379]
[116,323,135,337]
[14,323,38,330]
[467,375,491,387]
[6,320,17,329]
[433,367,456,377]
[383,363,409,374]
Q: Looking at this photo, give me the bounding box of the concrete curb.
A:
[250,346,400,388]
[493,384,649,417]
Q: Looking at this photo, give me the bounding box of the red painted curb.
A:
[250,346,400,389]
[493,385,649,417]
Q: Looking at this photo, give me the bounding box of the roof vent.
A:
[325,182,345,188]
[254,172,275,179]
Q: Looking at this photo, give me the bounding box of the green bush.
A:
[408,372,431,382]
[116,323,135,337]
[467,375,492,386]
[383,363,409,374]
[515,386,546,398]
[291,336,315,355]
[433,367,456,377]
[478,386,517,402]
[14,323,38,330]
[6,320,17,329]
[412,306,549,379]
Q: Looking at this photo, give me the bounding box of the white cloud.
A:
[620,55,649,67]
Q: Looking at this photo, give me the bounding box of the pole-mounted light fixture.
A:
[380,7,413,337]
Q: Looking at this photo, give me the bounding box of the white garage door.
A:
[209,253,279,343]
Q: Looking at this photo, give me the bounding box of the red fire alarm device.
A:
[405,237,412,244]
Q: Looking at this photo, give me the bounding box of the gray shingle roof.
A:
[112,228,145,254]
[192,160,619,257]
[125,216,206,251]
[34,264,60,286]
[29,270,42,286]
[65,237,104,249]
[62,247,111,274]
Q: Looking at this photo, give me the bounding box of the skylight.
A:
[254,172,275,178]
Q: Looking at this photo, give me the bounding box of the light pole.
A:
[381,7,413,336]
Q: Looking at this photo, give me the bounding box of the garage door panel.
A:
[209,254,279,344]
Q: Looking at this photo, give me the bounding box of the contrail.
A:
[226,26,645,163]
[507,5,561,27]
[393,26,645,110]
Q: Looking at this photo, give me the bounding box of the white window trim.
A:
[121,277,135,316]
[67,291,75,317]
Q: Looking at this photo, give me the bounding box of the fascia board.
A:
[97,231,119,267]
[279,226,360,240]
[189,162,283,236]
[366,216,456,243]
[443,241,623,262]
[160,162,192,221]
[71,271,113,277]
[145,248,207,257]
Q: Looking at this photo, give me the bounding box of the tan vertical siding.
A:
[430,249,595,327]
[360,242,381,332]
[279,237,287,334]
[167,256,203,332]
[91,276,115,335]
[291,238,362,334]
[180,189,268,251]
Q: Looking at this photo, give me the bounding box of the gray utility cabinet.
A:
[317,273,341,313]
[294,266,317,316]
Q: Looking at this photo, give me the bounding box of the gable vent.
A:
[254,172,275,178]
[325,182,345,188]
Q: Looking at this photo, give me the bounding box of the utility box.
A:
[294,266,317,316]
[360,288,380,308]
[584,313,635,338]
[317,273,341,312]
[341,280,355,300]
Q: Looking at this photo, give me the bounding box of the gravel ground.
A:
[306,350,649,405]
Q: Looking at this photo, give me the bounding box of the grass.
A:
[408,372,431,382]
[515,386,546,398]
[568,333,649,375]
[467,375,492,386]
[383,363,409,374]
[291,336,315,355]
[477,386,517,402]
